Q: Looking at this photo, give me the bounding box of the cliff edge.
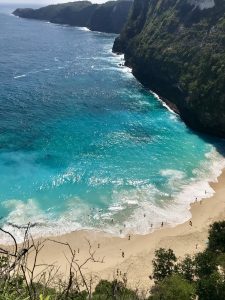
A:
[13,0,132,34]
[113,0,225,137]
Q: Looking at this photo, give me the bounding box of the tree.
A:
[178,255,195,282]
[92,280,139,300]
[197,272,225,300]
[208,221,225,253]
[152,248,177,283]
[194,251,217,278]
[149,274,196,300]
[216,253,225,271]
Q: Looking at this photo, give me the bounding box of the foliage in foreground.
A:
[149,274,195,300]
[0,221,225,299]
[150,221,225,300]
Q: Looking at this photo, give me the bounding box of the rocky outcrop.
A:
[113,0,225,137]
[13,0,132,34]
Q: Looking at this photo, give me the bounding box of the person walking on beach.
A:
[161,222,164,228]
[128,234,131,240]
[122,251,125,258]
[189,220,192,226]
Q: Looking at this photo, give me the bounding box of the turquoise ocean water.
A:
[0,5,225,242]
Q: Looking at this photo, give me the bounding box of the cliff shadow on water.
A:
[113,0,225,142]
[12,0,225,156]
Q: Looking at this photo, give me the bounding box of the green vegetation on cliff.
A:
[113,0,225,136]
[13,1,132,34]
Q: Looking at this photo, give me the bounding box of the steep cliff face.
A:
[113,0,225,137]
[13,0,132,34]
[88,1,132,33]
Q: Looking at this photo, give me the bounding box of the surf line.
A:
[14,68,52,79]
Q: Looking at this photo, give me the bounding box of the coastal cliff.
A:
[113,0,225,136]
[13,0,132,34]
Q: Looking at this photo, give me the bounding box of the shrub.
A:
[178,255,195,282]
[152,248,177,282]
[149,274,196,300]
[92,280,139,300]
[197,272,225,300]
[208,221,225,253]
[194,251,217,278]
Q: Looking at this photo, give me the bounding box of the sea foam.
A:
[2,18,225,244]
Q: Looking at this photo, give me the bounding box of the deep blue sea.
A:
[0,5,225,242]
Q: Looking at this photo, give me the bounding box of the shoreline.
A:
[1,147,222,244]
[25,168,225,292]
[1,25,223,246]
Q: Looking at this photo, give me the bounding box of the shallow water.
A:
[0,7,224,242]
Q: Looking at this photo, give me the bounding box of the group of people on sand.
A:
[116,269,126,277]
[118,214,165,236]
[84,193,207,260]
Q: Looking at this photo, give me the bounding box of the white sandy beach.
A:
[26,170,225,293]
